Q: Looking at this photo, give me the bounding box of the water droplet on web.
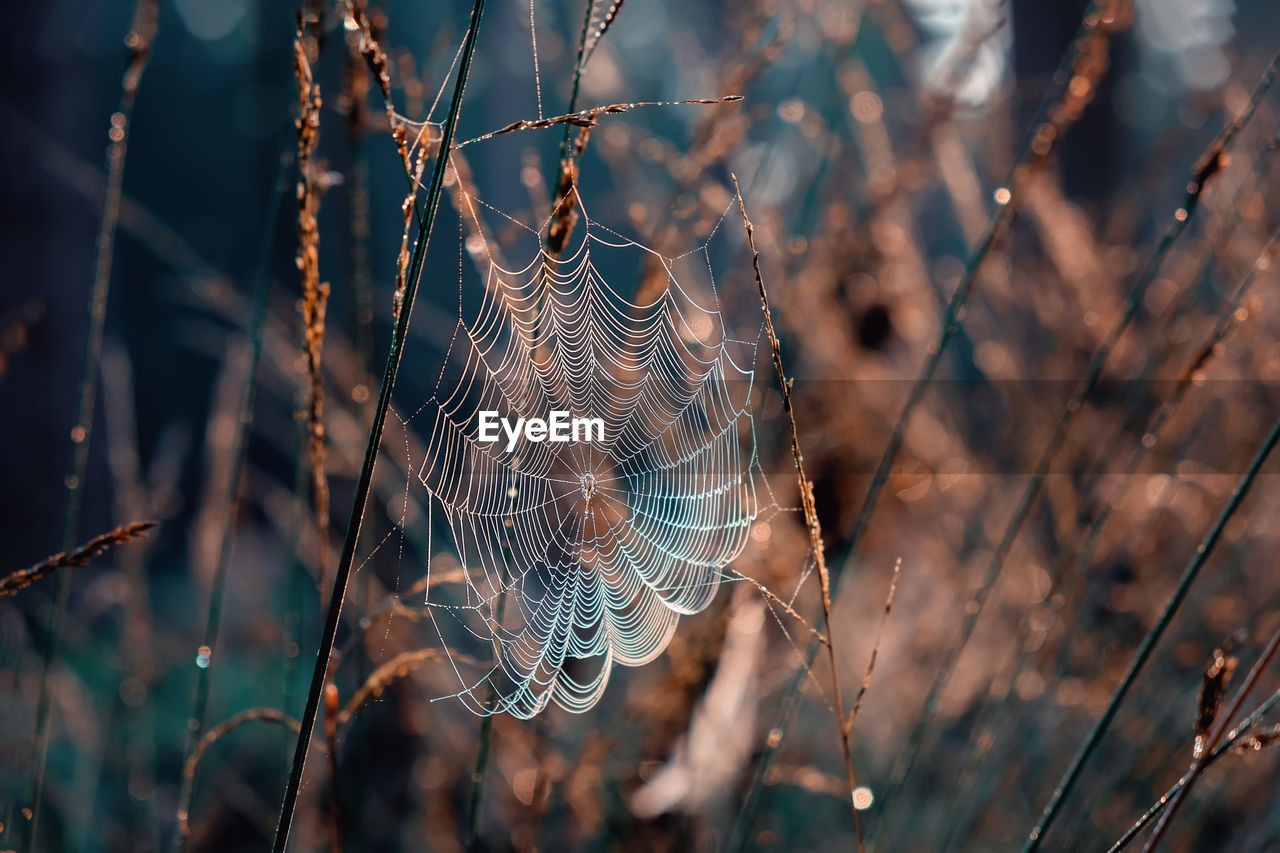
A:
[195,645,211,668]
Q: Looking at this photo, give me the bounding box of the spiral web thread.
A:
[394,182,801,719]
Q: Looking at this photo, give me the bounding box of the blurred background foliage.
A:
[4,0,1280,850]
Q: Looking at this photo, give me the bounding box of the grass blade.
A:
[1023,51,1280,851]
[1024,413,1280,849]
[269,2,488,849]
[884,50,1280,831]
[23,4,157,849]
[168,131,294,853]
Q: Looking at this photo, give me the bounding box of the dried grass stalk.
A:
[338,648,447,727]
[294,18,332,598]
[177,708,302,839]
[733,174,863,851]
[324,682,342,853]
[25,2,159,847]
[1,521,156,598]
[1146,621,1280,849]
[457,95,741,148]
[394,145,428,319]
[344,0,410,168]
[1194,641,1239,758]
[847,558,902,735]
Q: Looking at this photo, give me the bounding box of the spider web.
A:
[347,4,828,722]
[399,185,786,719]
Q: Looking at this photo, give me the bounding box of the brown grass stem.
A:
[1108,690,1280,852]
[295,15,332,604]
[734,174,863,851]
[345,0,412,170]
[336,649,453,728]
[1143,624,1280,848]
[455,96,741,148]
[177,708,302,841]
[0,522,156,599]
[324,683,342,853]
[847,558,901,736]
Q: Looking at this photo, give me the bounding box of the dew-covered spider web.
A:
[366,172,827,720]
[346,3,834,721]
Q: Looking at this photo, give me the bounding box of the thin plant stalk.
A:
[465,704,498,849]
[294,23,340,847]
[178,708,303,840]
[168,139,293,853]
[24,3,157,850]
[732,5,1115,846]
[295,20,332,601]
[1024,52,1280,852]
[883,49,1279,828]
[941,225,1280,847]
[558,0,597,174]
[0,522,156,598]
[270,2,488,850]
[1024,413,1280,849]
[1143,626,1280,848]
[734,175,863,849]
[847,558,902,736]
[464,480,519,851]
[324,683,342,853]
[465,486,516,851]
[1108,691,1280,852]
